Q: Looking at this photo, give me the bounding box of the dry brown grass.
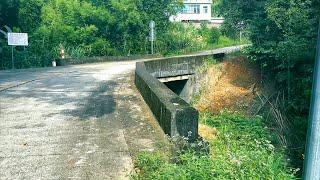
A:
[199,124,218,141]
[196,57,261,115]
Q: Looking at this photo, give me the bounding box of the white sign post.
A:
[7,33,28,69]
[149,21,156,55]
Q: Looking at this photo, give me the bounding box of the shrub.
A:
[206,27,221,44]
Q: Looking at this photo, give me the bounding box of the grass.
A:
[208,36,250,49]
[203,112,298,179]
[164,36,250,57]
[132,112,298,179]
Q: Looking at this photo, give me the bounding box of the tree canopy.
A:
[0,0,183,68]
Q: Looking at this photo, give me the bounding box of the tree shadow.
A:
[64,81,117,120]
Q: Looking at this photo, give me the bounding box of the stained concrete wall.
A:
[57,54,161,66]
[135,53,225,141]
[144,53,223,78]
[180,76,196,103]
[135,62,199,141]
[135,51,230,141]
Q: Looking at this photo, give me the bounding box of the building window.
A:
[182,5,190,13]
[182,4,200,14]
[203,6,208,14]
[190,4,200,14]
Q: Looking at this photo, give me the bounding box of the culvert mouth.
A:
[163,79,188,95]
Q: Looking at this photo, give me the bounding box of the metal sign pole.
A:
[11,46,14,69]
[303,20,320,180]
[151,28,154,54]
[151,40,154,55]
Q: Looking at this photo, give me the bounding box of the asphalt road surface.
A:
[0,61,161,180]
[0,46,244,179]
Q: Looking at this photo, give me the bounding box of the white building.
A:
[170,0,213,22]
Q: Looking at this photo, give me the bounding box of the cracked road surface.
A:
[0,61,161,180]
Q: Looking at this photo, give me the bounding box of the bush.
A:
[206,27,221,44]
[157,23,206,55]
[218,1,320,172]
[199,25,222,44]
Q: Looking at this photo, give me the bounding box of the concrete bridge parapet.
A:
[135,46,244,141]
[144,53,223,78]
[135,62,199,141]
[135,53,224,141]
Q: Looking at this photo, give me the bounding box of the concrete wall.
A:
[180,76,196,103]
[144,53,221,78]
[57,54,161,66]
[135,53,225,141]
[135,62,199,141]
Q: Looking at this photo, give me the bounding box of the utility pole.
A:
[303,20,320,180]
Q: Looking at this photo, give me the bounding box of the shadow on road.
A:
[66,81,117,120]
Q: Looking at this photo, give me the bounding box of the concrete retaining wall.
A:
[135,62,199,141]
[135,53,225,141]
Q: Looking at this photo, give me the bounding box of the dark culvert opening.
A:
[164,79,188,95]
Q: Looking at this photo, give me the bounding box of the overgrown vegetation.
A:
[216,0,320,172]
[0,0,245,69]
[163,24,248,57]
[0,0,177,69]
[133,112,297,179]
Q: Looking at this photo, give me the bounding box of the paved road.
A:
[0,46,243,179]
[0,61,162,179]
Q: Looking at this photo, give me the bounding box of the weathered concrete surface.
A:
[135,61,199,142]
[0,61,164,180]
[143,45,247,78]
[135,45,245,141]
[135,59,199,141]
[58,54,162,66]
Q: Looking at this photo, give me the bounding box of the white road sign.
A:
[149,20,156,54]
[149,21,155,29]
[8,33,28,46]
[149,21,156,41]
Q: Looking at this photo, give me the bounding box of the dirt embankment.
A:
[196,56,261,115]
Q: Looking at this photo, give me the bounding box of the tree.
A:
[18,0,44,33]
[0,0,184,68]
[0,0,20,28]
[219,0,320,173]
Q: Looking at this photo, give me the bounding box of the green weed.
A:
[205,111,298,179]
[132,112,298,180]
[132,152,214,180]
